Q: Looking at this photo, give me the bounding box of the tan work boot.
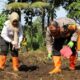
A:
[0,55,6,70]
[12,57,19,71]
[49,56,61,74]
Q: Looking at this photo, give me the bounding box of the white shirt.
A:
[1,21,23,48]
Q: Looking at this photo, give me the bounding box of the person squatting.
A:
[46,18,80,74]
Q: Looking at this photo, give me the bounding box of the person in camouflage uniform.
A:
[46,18,78,74]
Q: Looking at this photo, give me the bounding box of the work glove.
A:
[47,53,52,59]
[68,41,74,48]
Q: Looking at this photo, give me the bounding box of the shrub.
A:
[24,16,44,50]
[0,14,7,30]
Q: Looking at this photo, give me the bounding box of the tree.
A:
[66,0,80,23]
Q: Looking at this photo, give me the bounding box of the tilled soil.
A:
[0,51,80,80]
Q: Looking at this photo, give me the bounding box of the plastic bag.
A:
[60,46,72,58]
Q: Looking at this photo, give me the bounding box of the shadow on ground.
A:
[19,65,39,72]
[76,65,80,70]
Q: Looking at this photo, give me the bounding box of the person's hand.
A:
[47,53,52,59]
[11,41,18,49]
[11,41,17,45]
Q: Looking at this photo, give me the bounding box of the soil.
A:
[0,50,80,80]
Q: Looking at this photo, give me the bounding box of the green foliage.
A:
[24,17,44,50]
[67,1,80,20]
[0,14,7,30]
[7,2,29,10]
[7,1,49,10]
[31,2,49,8]
[32,17,44,47]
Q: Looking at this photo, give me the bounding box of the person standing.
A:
[0,12,23,71]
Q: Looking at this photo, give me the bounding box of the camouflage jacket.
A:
[46,18,78,52]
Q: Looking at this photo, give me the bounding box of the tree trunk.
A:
[42,9,45,36]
